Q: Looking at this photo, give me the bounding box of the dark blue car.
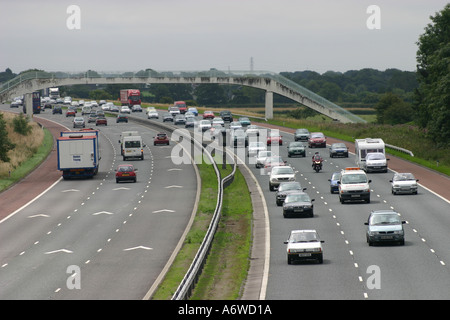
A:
[328,172,341,194]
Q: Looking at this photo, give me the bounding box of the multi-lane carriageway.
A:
[1,104,450,300]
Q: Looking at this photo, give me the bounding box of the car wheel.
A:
[317,254,323,264]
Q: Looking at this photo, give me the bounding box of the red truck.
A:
[120,89,141,106]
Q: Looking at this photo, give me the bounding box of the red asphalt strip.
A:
[0,118,449,222]
[0,116,66,221]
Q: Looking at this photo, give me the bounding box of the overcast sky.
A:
[0,0,447,74]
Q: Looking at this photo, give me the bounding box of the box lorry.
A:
[120,89,141,107]
[57,132,100,179]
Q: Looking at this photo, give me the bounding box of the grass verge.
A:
[151,159,252,300]
[0,127,54,192]
[190,166,252,300]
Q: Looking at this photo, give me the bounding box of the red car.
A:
[263,156,287,174]
[95,117,107,126]
[115,164,137,183]
[308,132,326,148]
[66,109,76,117]
[154,132,170,145]
[203,111,215,119]
[267,132,283,146]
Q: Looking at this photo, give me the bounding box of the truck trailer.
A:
[120,89,141,107]
[57,133,100,179]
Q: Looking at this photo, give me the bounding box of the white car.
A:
[390,172,419,195]
[120,106,131,114]
[269,165,296,191]
[255,150,274,168]
[246,125,260,136]
[364,152,389,173]
[212,117,225,127]
[147,110,159,119]
[284,230,324,264]
[247,141,267,157]
[229,121,242,130]
[198,120,212,132]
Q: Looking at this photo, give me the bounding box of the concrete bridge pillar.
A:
[265,91,273,120]
[24,93,33,121]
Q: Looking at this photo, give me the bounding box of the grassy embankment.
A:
[0,112,54,192]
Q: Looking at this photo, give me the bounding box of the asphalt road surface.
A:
[0,105,198,299]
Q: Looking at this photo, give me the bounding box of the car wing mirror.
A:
[402,221,406,224]
[283,241,288,244]
[364,222,369,225]
[368,180,372,183]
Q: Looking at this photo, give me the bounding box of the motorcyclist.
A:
[312,152,323,169]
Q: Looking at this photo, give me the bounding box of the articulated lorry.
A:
[57,129,100,179]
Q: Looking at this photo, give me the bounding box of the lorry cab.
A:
[122,135,145,161]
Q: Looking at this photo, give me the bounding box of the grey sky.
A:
[0,0,447,74]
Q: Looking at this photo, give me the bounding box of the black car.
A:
[329,143,349,158]
[276,181,306,206]
[294,128,310,141]
[52,105,62,114]
[287,141,306,157]
[282,192,315,218]
[219,110,233,122]
[116,114,128,123]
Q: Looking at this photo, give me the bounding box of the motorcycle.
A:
[313,160,323,173]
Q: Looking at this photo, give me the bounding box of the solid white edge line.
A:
[0,177,63,224]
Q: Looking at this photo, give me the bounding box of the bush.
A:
[12,113,32,135]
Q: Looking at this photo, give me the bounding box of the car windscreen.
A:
[279,182,301,191]
[124,140,141,148]
[370,214,401,225]
[285,194,310,203]
[289,231,319,243]
[341,174,367,184]
[367,153,385,160]
[272,167,293,174]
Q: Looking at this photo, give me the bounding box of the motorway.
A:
[1,104,450,300]
[0,104,198,299]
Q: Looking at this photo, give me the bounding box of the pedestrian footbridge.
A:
[0,70,365,123]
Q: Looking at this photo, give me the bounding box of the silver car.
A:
[365,210,405,246]
[73,117,85,128]
[390,172,419,195]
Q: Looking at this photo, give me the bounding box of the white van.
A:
[81,106,91,115]
[122,135,145,160]
[119,131,139,155]
[338,167,372,204]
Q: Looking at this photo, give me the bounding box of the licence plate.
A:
[294,208,304,212]
[298,253,311,257]
[122,173,129,176]
[351,194,360,198]
[381,236,393,239]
